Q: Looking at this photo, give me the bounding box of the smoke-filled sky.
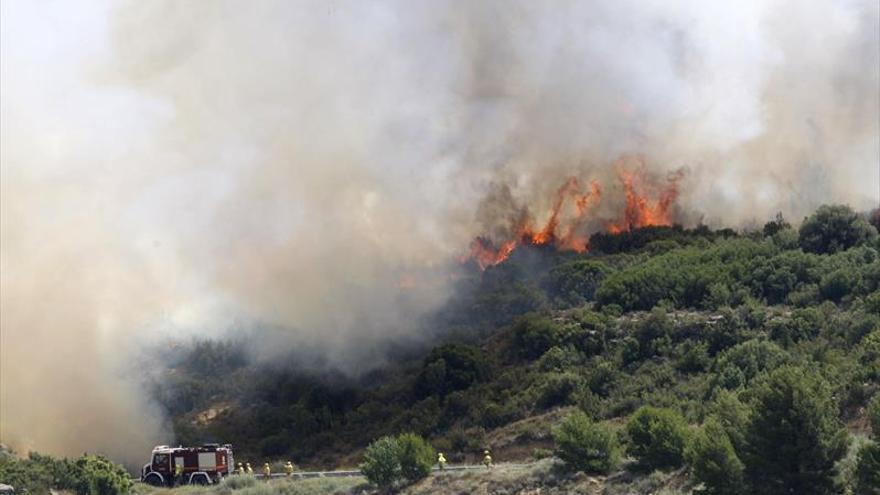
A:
[1,0,878,465]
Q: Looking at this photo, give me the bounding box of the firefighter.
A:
[437,452,447,470]
[236,462,245,475]
[482,450,493,469]
[246,462,254,475]
[284,461,295,476]
[263,463,271,480]
[174,463,184,486]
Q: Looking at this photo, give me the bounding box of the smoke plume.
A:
[1,0,877,464]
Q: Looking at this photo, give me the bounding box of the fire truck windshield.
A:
[153,454,169,467]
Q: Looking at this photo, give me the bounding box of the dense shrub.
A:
[853,395,880,494]
[512,313,606,359]
[710,339,788,391]
[767,308,824,346]
[632,309,673,360]
[798,204,878,254]
[537,346,582,372]
[871,395,880,434]
[536,372,586,409]
[687,418,745,495]
[742,367,848,495]
[415,344,489,397]
[396,433,435,482]
[675,340,710,373]
[0,452,131,495]
[360,436,402,489]
[543,260,609,307]
[762,213,791,237]
[625,406,691,471]
[854,442,880,495]
[552,410,621,474]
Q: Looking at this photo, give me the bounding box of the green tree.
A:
[854,442,880,495]
[625,406,691,471]
[869,394,880,434]
[742,367,849,495]
[396,433,435,483]
[798,204,878,254]
[70,455,132,495]
[710,339,788,391]
[552,410,621,474]
[763,212,791,237]
[360,436,402,490]
[543,260,609,306]
[852,395,880,494]
[687,418,745,495]
[414,344,489,397]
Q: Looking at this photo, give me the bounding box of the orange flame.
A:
[463,177,601,269]
[606,159,683,233]
[461,158,684,270]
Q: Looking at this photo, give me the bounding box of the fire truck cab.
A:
[141,444,234,486]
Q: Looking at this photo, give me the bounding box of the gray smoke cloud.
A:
[1,0,877,465]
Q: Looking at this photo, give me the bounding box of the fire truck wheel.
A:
[143,473,164,487]
[189,473,210,485]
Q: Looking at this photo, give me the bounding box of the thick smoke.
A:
[1,0,877,464]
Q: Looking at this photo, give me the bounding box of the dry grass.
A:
[133,475,367,495]
[401,459,695,495]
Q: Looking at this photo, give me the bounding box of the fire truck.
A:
[141,444,234,486]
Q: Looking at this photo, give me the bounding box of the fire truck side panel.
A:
[198,452,216,470]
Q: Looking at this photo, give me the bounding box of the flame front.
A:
[463,159,683,270]
[606,158,683,234]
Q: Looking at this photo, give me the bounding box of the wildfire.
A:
[462,159,683,270]
[606,158,683,234]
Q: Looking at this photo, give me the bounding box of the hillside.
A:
[4,205,878,494]
[146,205,880,493]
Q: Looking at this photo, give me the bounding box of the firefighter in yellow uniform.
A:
[263,463,271,480]
[174,463,184,486]
[437,452,447,470]
[482,450,492,469]
[284,461,295,477]
[236,462,245,475]
[246,462,254,475]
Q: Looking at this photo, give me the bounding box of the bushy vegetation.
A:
[359,433,434,490]
[396,433,435,483]
[552,410,620,474]
[359,436,402,490]
[625,406,691,471]
[0,451,131,495]
[687,418,744,495]
[743,366,849,494]
[144,204,879,492]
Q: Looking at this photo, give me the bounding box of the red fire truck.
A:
[141,444,234,486]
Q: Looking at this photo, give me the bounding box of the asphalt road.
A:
[256,462,534,479]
